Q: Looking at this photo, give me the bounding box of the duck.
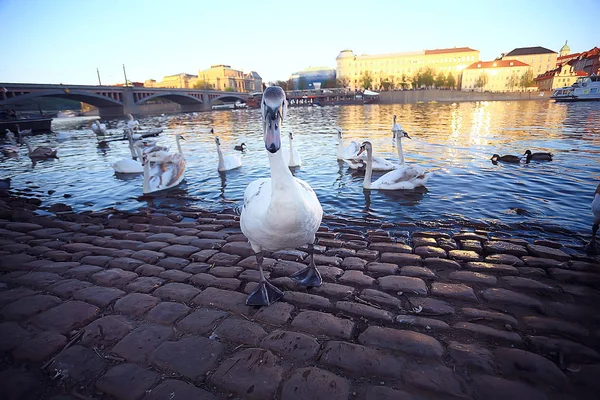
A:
[282,131,302,167]
[214,131,242,171]
[523,150,553,163]
[234,143,247,151]
[358,141,429,190]
[139,135,186,194]
[586,183,600,253]
[91,120,107,136]
[127,114,140,131]
[491,154,521,163]
[336,128,360,160]
[240,86,323,306]
[21,137,58,160]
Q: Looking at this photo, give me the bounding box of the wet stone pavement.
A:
[0,192,599,400]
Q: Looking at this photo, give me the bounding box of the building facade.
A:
[502,46,557,77]
[535,63,588,91]
[461,60,530,92]
[290,67,336,90]
[336,47,479,90]
[196,65,262,92]
[568,47,600,76]
[144,73,198,89]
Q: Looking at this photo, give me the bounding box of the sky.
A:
[2,0,599,86]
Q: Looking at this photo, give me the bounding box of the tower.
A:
[560,40,571,57]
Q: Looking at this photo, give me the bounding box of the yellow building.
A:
[502,46,557,77]
[535,63,588,91]
[195,65,262,92]
[144,73,198,89]
[336,47,480,90]
[461,60,530,92]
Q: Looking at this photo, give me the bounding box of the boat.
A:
[551,75,600,102]
[56,110,80,118]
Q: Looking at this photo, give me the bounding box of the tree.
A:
[435,71,446,88]
[447,73,456,90]
[475,72,488,91]
[507,72,519,91]
[337,75,350,88]
[360,71,374,90]
[274,80,289,91]
[381,75,395,91]
[297,77,309,90]
[421,68,435,88]
[519,69,534,89]
[400,74,410,90]
[410,74,419,89]
[224,87,235,92]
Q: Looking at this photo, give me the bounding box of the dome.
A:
[336,50,354,59]
[560,40,570,53]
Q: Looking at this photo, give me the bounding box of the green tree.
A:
[360,71,374,90]
[274,80,289,91]
[421,68,435,88]
[519,69,534,89]
[475,72,488,91]
[337,75,350,88]
[447,73,456,89]
[435,71,446,88]
[381,75,396,91]
[298,77,309,90]
[410,74,419,89]
[224,87,235,92]
[400,74,409,90]
[507,72,519,91]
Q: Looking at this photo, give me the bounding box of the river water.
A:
[3,100,599,246]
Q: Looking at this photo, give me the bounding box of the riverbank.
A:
[0,189,599,400]
[379,89,549,104]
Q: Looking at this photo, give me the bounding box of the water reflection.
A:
[2,101,599,243]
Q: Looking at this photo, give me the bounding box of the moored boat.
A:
[0,117,53,133]
[551,75,600,102]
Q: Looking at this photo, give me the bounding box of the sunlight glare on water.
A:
[3,100,599,244]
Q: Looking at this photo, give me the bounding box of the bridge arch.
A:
[210,94,249,104]
[1,89,123,108]
[135,92,203,105]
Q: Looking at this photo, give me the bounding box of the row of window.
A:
[345,55,476,69]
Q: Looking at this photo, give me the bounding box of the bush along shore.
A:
[0,189,599,400]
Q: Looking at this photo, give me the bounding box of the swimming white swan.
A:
[140,135,186,194]
[21,137,58,160]
[240,86,323,306]
[127,114,140,131]
[1,130,19,156]
[336,128,360,160]
[214,130,242,171]
[282,131,302,167]
[587,183,600,253]
[112,128,143,174]
[15,125,32,136]
[91,120,107,136]
[358,141,429,190]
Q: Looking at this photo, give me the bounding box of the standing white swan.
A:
[91,120,107,136]
[336,128,360,160]
[391,114,403,139]
[240,86,323,306]
[214,130,242,171]
[282,131,302,167]
[358,141,429,190]
[140,135,186,194]
[127,114,140,131]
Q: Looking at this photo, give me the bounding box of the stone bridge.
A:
[0,83,252,117]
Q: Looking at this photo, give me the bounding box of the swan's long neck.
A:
[139,147,150,194]
[216,142,225,168]
[396,136,405,165]
[363,148,373,189]
[288,136,296,165]
[268,147,298,199]
[337,135,344,159]
[127,131,136,159]
[176,137,183,156]
[23,139,33,155]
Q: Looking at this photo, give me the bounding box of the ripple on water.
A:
[2,101,599,244]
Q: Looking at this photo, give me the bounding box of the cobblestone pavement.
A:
[0,193,599,400]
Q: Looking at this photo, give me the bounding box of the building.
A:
[336,47,479,90]
[290,67,336,90]
[196,65,262,92]
[568,47,600,76]
[535,63,588,91]
[144,73,198,89]
[559,41,571,58]
[502,46,557,77]
[461,60,530,92]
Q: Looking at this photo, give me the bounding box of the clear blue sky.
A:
[2,0,598,85]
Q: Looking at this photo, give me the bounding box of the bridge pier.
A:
[98,106,125,118]
[122,87,139,116]
[180,104,206,113]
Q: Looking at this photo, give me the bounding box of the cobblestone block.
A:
[253,302,294,325]
[176,308,229,335]
[453,322,522,344]
[152,336,224,381]
[112,323,174,363]
[366,262,398,276]
[464,261,519,275]
[481,288,544,312]
[14,271,64,289]
[431,282,478,302]
[96,363,159,400]
[30,300,99,334]
[12,331,67,362]
[448,250,481,262]
[319,341,404,378]
[0,294,62,320]
[153,282,200,302]
[358,289,403,309]
[359,326,444,358]
[192,287,251,315]
[161,244,200,258]
[281,367,350,400]
[395,315,450,330]
[209,348,285,400]
[124,276,164,293]
[484,241,528,256]
[156,256,190,270]
[81,315,133,347]
[261,329,321,361]
[114,293,160,318]
[73,285,125,307]
[63,265,103,279]
[380,252,422,266]
[448,341,495,373]
[92,268,138,287]
[527,244,570,262]
[310,282,355,298]
[146,301,190,325]
[528,335,599,361]
[495,347,568,388]
[423,257,461,270]
[472,375,549,400]
[336,301,395,321]
[291,310,355,339]
[402,363,464,397]
[461,307,518,327]
[143,379,216,400]
[485,253,524,266]
[400,265,436,278]
[131,249,165,264]
[48,345,107,383]
[340,256,367,270]
[0,321,32,352]
[522,315,589,338]
[378,276,427,295]
[0,288,37,307]
[449,270,497,285]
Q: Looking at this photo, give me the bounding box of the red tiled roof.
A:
[465,60,529,69]
[424,47,478,55]
[557,53,580,60]
[576,70,588,76]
